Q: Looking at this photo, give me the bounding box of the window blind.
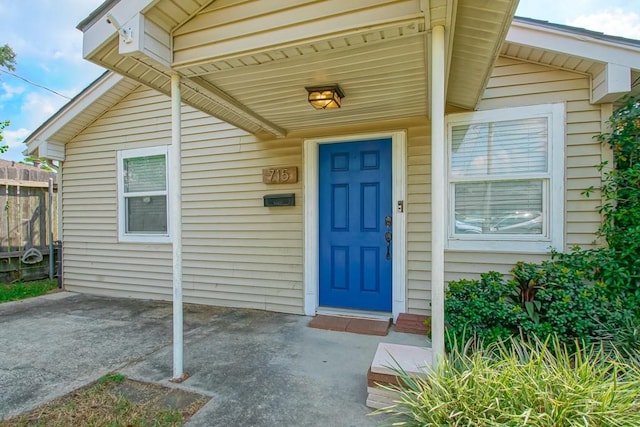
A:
[454,181,543,235]
[451,117,548,178]
[124,154,166,193]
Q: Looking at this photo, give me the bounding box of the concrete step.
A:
[366,342,432,409]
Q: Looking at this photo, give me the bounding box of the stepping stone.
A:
[371,343,432,376]
[366,343,432,409]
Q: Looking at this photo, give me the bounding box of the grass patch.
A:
[0,279,58,303]
[1,373,209,427]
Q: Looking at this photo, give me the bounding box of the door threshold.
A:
[316,307,392,322]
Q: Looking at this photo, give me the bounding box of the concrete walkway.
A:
[0,292,428,426]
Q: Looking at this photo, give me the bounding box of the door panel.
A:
[319,138,392,312]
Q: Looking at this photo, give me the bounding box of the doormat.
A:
[308,315,391,336]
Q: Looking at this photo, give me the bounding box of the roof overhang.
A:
[26,6,640,162]
[505,17,640,104]
[24,72,139,160]
[76,0,519,138]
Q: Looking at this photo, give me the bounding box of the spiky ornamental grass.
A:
[377,336,640,427]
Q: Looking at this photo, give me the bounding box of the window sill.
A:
[118,234,171,244]
[446,239,558,254]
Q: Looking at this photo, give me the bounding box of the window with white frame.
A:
[446,103,564,252]
[117,146,170,243]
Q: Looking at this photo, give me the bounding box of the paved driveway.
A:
[0,292,426,426]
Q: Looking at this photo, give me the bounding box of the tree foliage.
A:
[0,44,16,71]
[0,121,9,154]
[0,44,16,154]
[21,155,56,171]
[597,97,640,267]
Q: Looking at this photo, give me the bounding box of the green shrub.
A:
[446,96,640,349]
[445,271,524,347]
[597,96,640,254]
[537,251,635,342]
[377,336,640,426]
[446,254,635,347]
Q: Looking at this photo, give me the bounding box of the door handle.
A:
[384,215,392,260]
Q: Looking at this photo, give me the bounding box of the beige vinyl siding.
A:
[63,85,306,313]
[478,57,604,248]
[181,120,304,314]
[406,57,607,316]
[63,83,432,315]
[61,55,607,318]
[406,125,431,314]
[62,88,174,298]
[420,56,607,313]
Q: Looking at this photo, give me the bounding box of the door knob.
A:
[384,215,392,260]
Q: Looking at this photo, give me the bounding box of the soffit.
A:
[502,18,640,103]
[447,0,518,110]
[194,35,428,131]
[82,0,519,135]
[499,39,640,102]
[25,73,140,151]
[501,41,602,75]
[49,78,141,143]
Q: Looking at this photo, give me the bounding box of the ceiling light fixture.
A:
[305,85,344,110]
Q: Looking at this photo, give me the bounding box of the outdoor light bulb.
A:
[306,85,344,109]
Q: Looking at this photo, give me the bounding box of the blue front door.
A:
[319,138,392,312]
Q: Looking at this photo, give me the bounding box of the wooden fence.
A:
[0,161,58,282]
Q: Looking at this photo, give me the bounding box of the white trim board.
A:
[444,103,565,253]
[117,145,172,244]
[507,20,640,68]
[303,131,407,321]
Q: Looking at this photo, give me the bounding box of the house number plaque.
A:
[262,166,298,184]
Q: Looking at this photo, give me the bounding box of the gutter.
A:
[77,0,121,31]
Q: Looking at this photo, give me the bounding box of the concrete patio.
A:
[0,292,428,426]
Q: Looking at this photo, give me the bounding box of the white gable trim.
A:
[507,20,638,104]
[507,20,640,68]
[24,72,127,159]
[81,0,157,60]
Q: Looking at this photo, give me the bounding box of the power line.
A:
[0,69,71,100]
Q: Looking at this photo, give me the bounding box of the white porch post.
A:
[170,73,184,379]
[430,25,446,363]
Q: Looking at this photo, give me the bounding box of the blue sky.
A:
[1,0,639,162]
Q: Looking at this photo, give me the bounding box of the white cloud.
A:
[1,82,25,100]
[21,92,66,129]
[567,8,640,39]
[1,0,104,65]
[2,127,30,148]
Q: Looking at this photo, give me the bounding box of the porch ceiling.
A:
[80,0,519,137]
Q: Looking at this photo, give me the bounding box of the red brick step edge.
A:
[394,313,430,335]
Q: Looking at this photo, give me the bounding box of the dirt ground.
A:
[0,374,209,426]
